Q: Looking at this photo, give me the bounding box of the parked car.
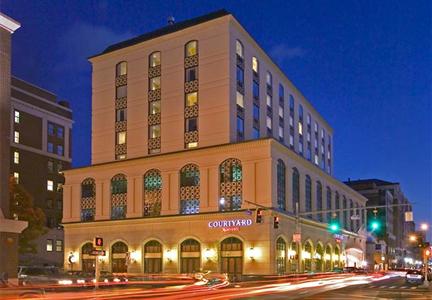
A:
[405,269,424,284]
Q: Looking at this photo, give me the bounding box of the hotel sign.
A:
[208,218,253,230]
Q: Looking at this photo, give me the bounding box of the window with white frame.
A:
[236,91,244,108]
[46,239,53,252]
[14,151,19,164]
[13,172,19,183]
[14,131,19,143]
[14,110,20,123]
[266,116,272,129]
[47,180,54,191]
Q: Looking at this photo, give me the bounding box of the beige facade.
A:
[63,10,366,277]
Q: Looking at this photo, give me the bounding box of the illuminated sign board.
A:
[208,219,253,229]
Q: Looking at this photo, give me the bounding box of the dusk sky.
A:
[2,1,431,229]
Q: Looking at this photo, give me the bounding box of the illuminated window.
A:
[236,91,244,108]
[13,151,19,164]
[149,101,160,115]
[266,116,272,129]
[13,172,19,183]
[46,239,53,252]
[149,125,160,138]
[149,52,161,67]
[185,40,198,57]
[186,142,198,148]
[116,62,127,76]
[14,110,20,123]
[47,180,54,191]
[266,95,272,107]
[149,77,161,90]
[186,92,198,106]
[116,109,127,121]
[252,56,259,73]
[56,240,63,252]
[116,154,126,160]
[298,122,303,135]
[14,131,19,143]
[117,131,126,145]
[236,40,244,58]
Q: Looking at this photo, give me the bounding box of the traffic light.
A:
[328,219,340,233]
[256,208,263,223]
[368,218,381,232]
[273,216,280,229]
[94,237,103,249]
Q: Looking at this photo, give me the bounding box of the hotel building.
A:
[62,10,367,277]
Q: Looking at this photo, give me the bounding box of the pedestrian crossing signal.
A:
[94,237,103,249]
[273,216,280,229]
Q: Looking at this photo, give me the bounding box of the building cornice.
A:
[0,13,20,33]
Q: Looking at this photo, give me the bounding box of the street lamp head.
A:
[420,223,429,231]
[409,235,417,242]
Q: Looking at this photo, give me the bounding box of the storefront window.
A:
[143,169,162,217]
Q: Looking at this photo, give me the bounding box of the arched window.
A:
[266,71,272,87]
[143,169,162,217]
[305,175,312,218]
[334,246,340,268]
[316,181,323,221]
[252,56,259,73]
[149,51,161,67]
[326,187,332,221]
[111,241,128,273]
[220,237,243,279]
[81,242,95,273]
[342,196,348,230]
[111,174,127,219]
[277,159,286,210]
[315,243,324,272]
[303,241,313,272]
[185,40,198,57]
[289,241,298,272]
[144,240,162,273]
[325,245,332,271]
[349,199,354,231]
[292,168,300,213]
[179,164,200,214]
[116,61,127,77]
[236,40,244,58]
[276,237,286,274]
[81,178,95,222]
[335,192,340,221]
[219,158,242,211]
[180,239,201,273]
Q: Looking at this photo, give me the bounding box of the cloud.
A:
[269,44,306,64]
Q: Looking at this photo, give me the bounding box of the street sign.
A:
[90,250,106,256]
[350,215,360,220]
[293,233,301,242]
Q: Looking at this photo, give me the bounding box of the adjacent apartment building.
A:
[10,77,73,266]
[345,179,415,269]
[62,10,367,277]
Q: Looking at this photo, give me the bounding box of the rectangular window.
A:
[116,109,127,121]
[13,172,19,183]
[116,85,127,98]
[314,154,319,165]
[298,122,303,135]
[253,81,259,99]
[307,113,311,125]
[48,160,54,172]
[185,67,197,82]
[47,142,54,153]
[14,110,20,123]
[48,123,55,136]
[289,135,294,146]
[307,132,311,142]
[13,151,19,164]
[236,91,244,108]
[289,116,294,127]
[252,57,259,73]
[57,126,64,138]
[253,104,260,120]
[266,116,272,129]
[186,92,198,106]
[46,199,53,209]
[149,125,161,138]
[237,116,244,137]
[116,131,126,145]
[314,122,318,132]
[252,127,260,139]
[149,52,161,67]
[266,72,272,86]
[47,180,54,191]
[116,154,126,160]
[236,66,244,87]
[279,84,284,99]
[266,95,272,107]
[186,142,198,149]
[149,101,160,115]
[298,104,303,119]
[149,77,161,90]
[14,131,19,143]
[289,95,295,110]
[46,239,53,252]
[299,142,303,154]
[55,240,63,252]
[278,106,283,118]
[57,199,63,210]
[56,162,62,172]
[57,145,64,156]
[278,126,283,139]
[185,118,198,132]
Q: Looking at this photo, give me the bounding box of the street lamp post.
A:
[420,223,429,288]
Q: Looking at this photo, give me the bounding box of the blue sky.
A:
[2,0,430,230]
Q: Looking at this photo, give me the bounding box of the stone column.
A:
[0,13,27,283]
